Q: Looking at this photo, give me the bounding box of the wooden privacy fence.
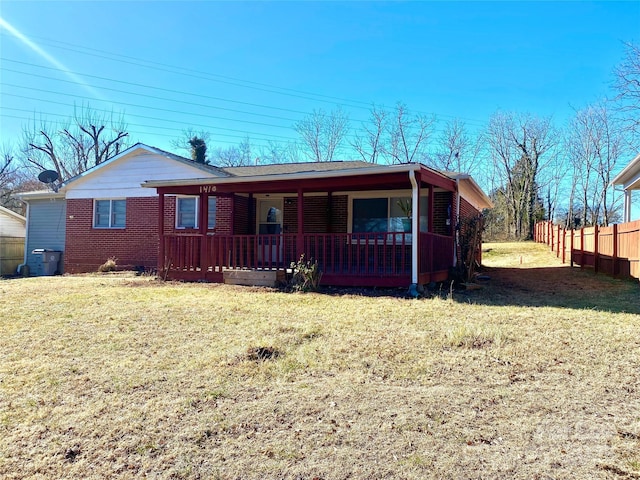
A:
[534,220,640,281]
[0,237,24,276]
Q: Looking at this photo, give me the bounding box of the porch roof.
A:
[611,153,640,191]
[142,162,458,194]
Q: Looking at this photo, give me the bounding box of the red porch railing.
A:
[161,231,454,286]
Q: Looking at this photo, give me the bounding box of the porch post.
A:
[199,193,208,278]
[415,172,422,280]
[327,191,333,233]
[158,192,165,275]
[409,169,419,287]
[428,185,434,233]
[624,190,631,223]
[297,188,304,258]
[612,223,619,276]
[247,193,253,234]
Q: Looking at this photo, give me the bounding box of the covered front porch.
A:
[146,163,460,287]
[161,231,454,287]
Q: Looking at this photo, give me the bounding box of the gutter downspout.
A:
[409,169,419,288]
[17,200,29,275]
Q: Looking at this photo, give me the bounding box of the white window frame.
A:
[176,196,199,229]
[93,199,126,229]
[207,196,217,230]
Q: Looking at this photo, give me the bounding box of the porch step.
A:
[223,269,285,287]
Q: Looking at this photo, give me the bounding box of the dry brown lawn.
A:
[1,241,639,479]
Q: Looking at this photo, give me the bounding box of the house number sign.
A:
[199,185,217,193]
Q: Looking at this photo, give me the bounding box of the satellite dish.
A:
[38,170,59,184]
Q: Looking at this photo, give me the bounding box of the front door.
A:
[257,198,283,265]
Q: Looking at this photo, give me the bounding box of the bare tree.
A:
[565,101,625,226]
[211,137,254,167]
[0,149,16,208]
[0,145,35,212]
[384,103,435,164]
[431,118,482,176]
[22,106,129,182]
[295,107,349,162]
[351,105,387,163]
[351,103,435,165]
[613,41,640,137]
[538,150,565,224]
[486,112,557,239]
[258,140,302,164]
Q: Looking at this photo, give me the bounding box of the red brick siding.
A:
[433,191,453,236]
[233,195,251,234]
[163,196,176,235]
[215,196,233,235]
[459,197,480,220]
[65,197,159,273]
[282,195,347,234]
[161,195,233,235]
[331,195,348,233]
[458,197,483,264]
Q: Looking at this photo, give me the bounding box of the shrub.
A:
[289,254,322,292]
[98,257,117,273]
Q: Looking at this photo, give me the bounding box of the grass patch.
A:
[444,323,508,349]
[0,242,638,479]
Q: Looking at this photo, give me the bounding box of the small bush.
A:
[289,254,322,292]
[98,257,117,273]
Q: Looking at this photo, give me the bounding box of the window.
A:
[353,198,388,233]
[176,197,197,229]
[351,196,428,233]
[94,199,126,228]
[176,196,217,230]
[208,197,216,229]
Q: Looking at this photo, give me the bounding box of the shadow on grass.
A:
[459,264,640,314]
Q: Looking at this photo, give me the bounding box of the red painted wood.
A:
[155,167,456,197]
[162,230,455,286]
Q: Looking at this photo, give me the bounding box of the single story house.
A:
[17,143,491,288]
[143,162,492,287]
[0,205,26,275]
[612,152,640,222]
[18,143,225,275]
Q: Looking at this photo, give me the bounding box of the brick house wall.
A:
[65,197,159,273]
[233,195,251,235]
[282,195,348,234]
[457,197,483,265]
[215,196,233,235]
[459,197,480,220]
[161,195,234,235]
[433,191,453,236]
[65,190,472,273]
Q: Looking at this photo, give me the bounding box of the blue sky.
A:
[1,1,639,160]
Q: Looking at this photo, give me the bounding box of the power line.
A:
[3,96,297,140]
[0,34,370,111]
[7,57,468,131]
[0,58,317,118]
[1,85,461,141]
[0,31,487,125]
[1,85,298,131]
[0,112,299,151]
[1,102,298,142]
